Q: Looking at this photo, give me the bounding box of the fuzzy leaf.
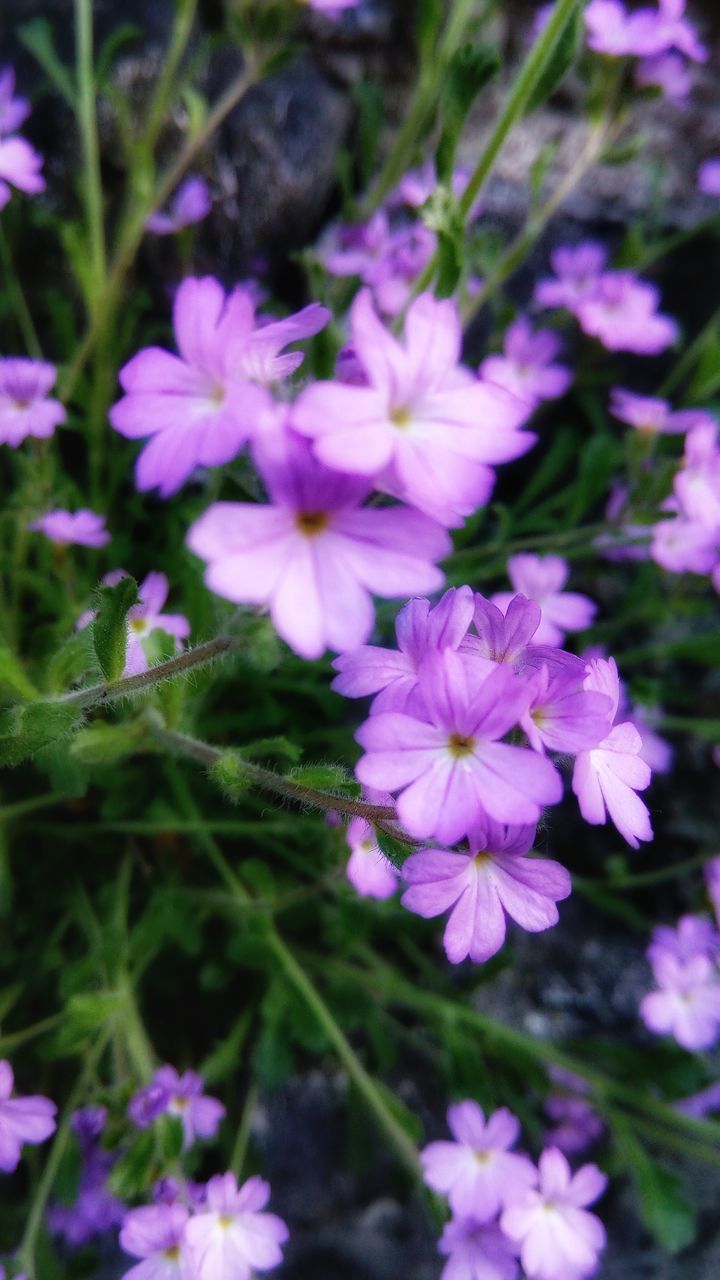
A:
[0,703,84,767]
[436,43,500,183]
[92,577,138,683]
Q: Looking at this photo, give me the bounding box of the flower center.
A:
[390,405,412,429]
[447,732,476,759]
[172,1095,189,1110]
[296,511,329,537]
[219,1215,235,1229]
[12,398,30,410]
[209,382,226,406]
[163,1245,181,1260]
[474,1148,493,1164]
[129,618,148,635]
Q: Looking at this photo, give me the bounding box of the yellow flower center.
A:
[447,732,476,759]
[296,511,329,537]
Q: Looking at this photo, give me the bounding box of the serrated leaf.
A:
[436,43,500,183]
[92,577,138,683]
[0,702,84,767]
[524,5,581,116]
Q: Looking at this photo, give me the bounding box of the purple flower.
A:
[357,651,563,843]
[146,176,212,235]
[0,135,44,208]
[0,67,30,135]
[640,952,720,1050]
[585,0,705,60]
[572,658,653,848]
[78,572,190,677]
[49,1108,125,1246]
[307,0,361,13]
[673,422,720,532]
[184,1172,289,1280]
[479,318,572,412]
[647,913,719,968]
[675,1081,720,1119]
[491,555,596,647]
[119,1203,191,1280]
[292,290,532,527]
[0,359,65,446]
[535,244,607,311]
[109,276,328,496]
[331,586,475,715]
[438,1218,520,1280]
[575,272,677,355]
[401,818,570,963]
[466,592,584,680]
[321,212,436,317]
[187,429,449,660]
[544,1072,604,1157]
[128,1066,225,1148]
[698,159,720,197]
[610,387,714,436]
[421,1101,536,1220]
[501,1149,606,1280]
[520,666,612,755]
[345,816,398,899]
[635,52,692,100]
[0,1060,56,1173]
[28,508,110,548]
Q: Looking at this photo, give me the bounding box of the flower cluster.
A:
[584,0,706,101]
[640,912,720,1050]
[0,66,44,209]
[119,1173,288,1280]
[535,243,677,355]
[49,1107,125,1246]
[423,1101,607,1280]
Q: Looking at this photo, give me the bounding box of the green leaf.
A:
[18,19,77,108]
[0,644,38,703]
[70,720,146,765]
[614,1119,696,1253]
[44,628,95,695]
[53,990,123,1054]
[237,736,302,765]
[211,752,253,802]
[374,827,412,871]
[157,1114,185,1162]
[290,764,360,795]
[200,1011,252,1086]
[524,4,581,115]
[95,22,143,87]
[418,0,444,68]
[92,577,139,683]
[107,1129,156,1199]
[436,43,500,183]
[0,703,84,767]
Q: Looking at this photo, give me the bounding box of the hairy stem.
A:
[59,635,234,709]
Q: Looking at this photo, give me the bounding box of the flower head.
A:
[640,952,720,1050]
[699,159,720,197]
[0,135,44,208]
[0,1059,56,1173]
[119,1203,191,1280]
[0,359,65,446]
[422,1101,536,1220]
[575,272,677,355]
[345,816,398,899]
[438,1217,520,1280]
[146,176,212,236]
[610,388,714,436]
[185,1173,289,1280]
[28,508,110,548]
[128,1065,225,1148]
[0,67,30,135]
[479,318,572,412]
[491,555,596,647]
[500,1148,606,1280]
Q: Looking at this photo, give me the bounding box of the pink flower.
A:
[146,176,212,235]
[575,272,678,354]
[187,430,449,660]
[128,1066,225,1148]
[500,1148,606,1280]
[307,0,361,13]
[345,816,398,899]
[467,593,582,678]
[331,586,475,715]
[292,290,532,527]
[321,212,436,317]
[357,651,562,843]
[185,1173,288,1280]
[585,0,649,55]
[479,318,572,411]
[438,1218,520,1280]
[0,67,30,135]
[534,244,607,312]
[78,571,190,677]
[110,276,328,496]
[651,509,718,575]
[0,1059,56,1173]
[421,1101,536,1219]
[699,159,720,197]
[119,1203,191,1280]
[610,387,714,436]
[673,422,720,532]
[491,555,596,647]
[0,358,65,446]
[647,914,719,968]
[520,666,612,755]
[635,52,692,100]
[571,658,653,848]
[401,818,570,963]
[626,702,673,774]
[28,508,110,548]
[640,952,720,1050]
[637,0,707,61]
[544,1071,604,1156]
[0,134,44,208]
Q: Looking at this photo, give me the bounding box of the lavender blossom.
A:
[0,359,65,446]
[146,176,212,235]
[421,1101,536,1219]
[0,1060,56,1173]
[28,509,110,548]
[501,1148,607,1280]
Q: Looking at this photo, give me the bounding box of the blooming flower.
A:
[185,1173,288,1280]
[128,1066,225,1148]
[146,176,212,235]
[698,159,720,197]
[585,0,705,60]
[647,913,719,968]
[544,1071,604,1156]
[78,571,190,677]
[401,818,570,963]
[345,817,398,899]
[468,593,585,680]
[500,1148,607,1280]
[491,555,596,647]
[635,51,692,99]
[306,0,361,13]
[110,276,328,496]
[49,1108,125,1246]
[0,1059,56,1173]
[0,134,44,208]
[292,290,532,527]
[119,1203,191,1280]
[421,1101,536,1219]
[357,651,562,843]
[610,387,714,436]
[438,1218,520,1280]
[534,244,607,311]
[520,666,612,755]
[575,272,678,354]
[640,951,720,1050]
[0,67,30,135]
[0,358,66,446]
[572,658,653,848]
[331,586,475,715]
[28,508,110,548]
[187,430,449,660]
[479,318,572,412]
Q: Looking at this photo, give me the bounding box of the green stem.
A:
[230,1081,259,1177]
[0,223,42,357]
[266,929,421,1177]
[58,635,234,710]
[0,1014,63,1057]
[659,301,720,398]
[412,0,583,296]
[141,0,199,157]
[0,793,70,823]
[74,0,107,298]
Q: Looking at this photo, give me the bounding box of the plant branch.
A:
[74,0,107,298]
[59,635,234,710]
